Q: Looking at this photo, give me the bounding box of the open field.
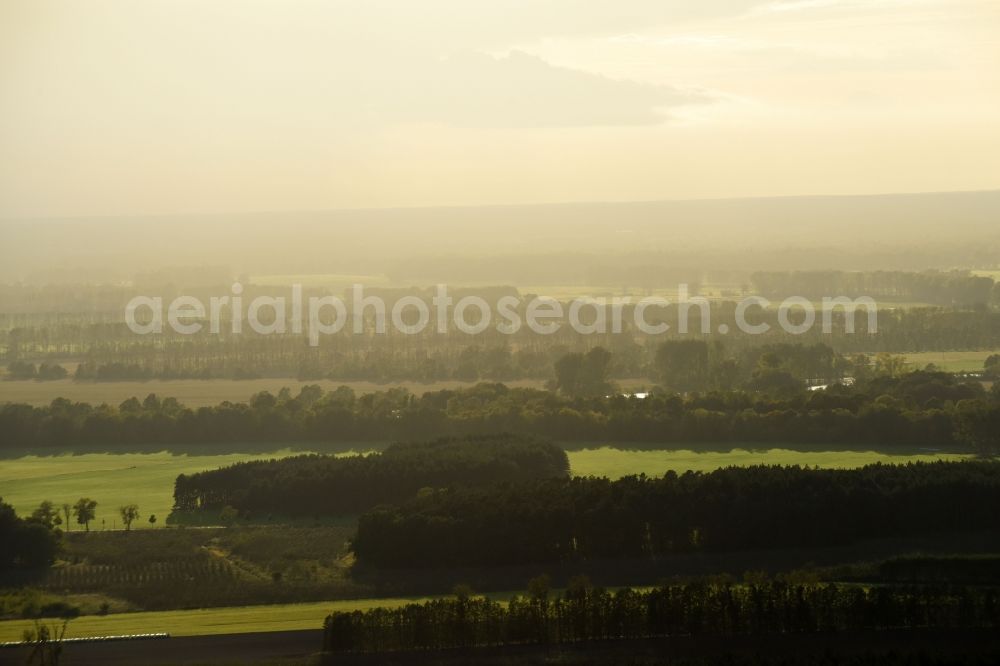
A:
[1,446,970,529]
[249,273,391,288]
[903,350,999,373]
[0,595,434,643]
[566,447,970,479]
[0,449,373,528]
[522,284,946,308]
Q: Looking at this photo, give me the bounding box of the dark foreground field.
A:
[0,629,320,665]
[2,628,999,666]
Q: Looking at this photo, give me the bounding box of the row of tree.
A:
[351,461,1000,568]
[2,372,997,452]
[25,498,105,532]
[323,577,1000,653]
[750,270,998,306]
[6,302,1000,383]
[4,361,68,381]
[5,340,996,400]
[1,497,158,574]
[556,342,997,397]
[173,434,569,517]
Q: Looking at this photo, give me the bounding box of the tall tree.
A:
[61,504,72,532]
[955,401,1000,457]
[655,340,709,393]
[29,501,59,530]
[119,504,140,531]
[553,347,614,397]
[72,498,97,532]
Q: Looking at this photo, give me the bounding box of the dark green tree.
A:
[72,498,97,532]
[119,504,140,531]
[655,340,709,393]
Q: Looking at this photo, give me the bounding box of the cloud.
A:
[755,0,938,13]
[392,51,710,127]
[342,0,767,49]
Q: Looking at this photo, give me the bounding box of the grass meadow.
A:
[566,447,970,479]
[0,449,372,529]
[0,595,437,642]
[902,350,999,373]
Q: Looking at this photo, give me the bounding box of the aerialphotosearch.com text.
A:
[125,284,878,346]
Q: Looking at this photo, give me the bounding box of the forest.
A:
[172,434,569,517]
[351,461,1000,568]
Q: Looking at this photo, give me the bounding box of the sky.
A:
[1,0,998,218]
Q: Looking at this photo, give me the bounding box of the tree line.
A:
[323,577,1000,654]
[351,461,1000,568]
[750,270,999,306]
[5,299,1000,384]
[1,370,997,453]
[7,338,993,397]
[3,361,68,381]
[173,434,569,517]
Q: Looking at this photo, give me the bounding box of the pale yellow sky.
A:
[1,0,998,218]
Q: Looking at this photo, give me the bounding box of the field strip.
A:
[0,596,442,643]
[0,464,149,484]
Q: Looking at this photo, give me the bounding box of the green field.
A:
[903,350,999,373]
[1,447,970,529]
[566,447,969,479]
[0,449,368,529]
[0,596,434,643]
[0,445,982,644]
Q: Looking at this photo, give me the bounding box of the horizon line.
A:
[3,187,1000,224]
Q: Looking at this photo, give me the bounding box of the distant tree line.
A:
[5,300,1000,384]
[877,556,1000,585]
[751,270,998,306]
[173,434,569,517]
[323,577,1000,654]
[9,339,992,399]
[1,371,998,453]
[4,361,68,381]
[351,461,1000,568]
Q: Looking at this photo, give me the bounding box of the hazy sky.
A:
[2,0,998,218]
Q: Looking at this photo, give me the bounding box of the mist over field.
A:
[3,190,1000,285]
